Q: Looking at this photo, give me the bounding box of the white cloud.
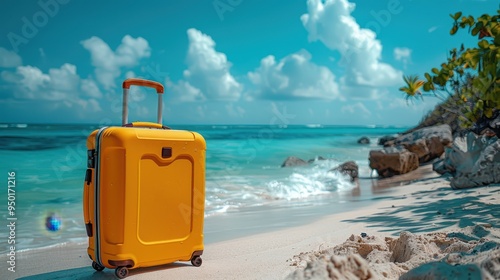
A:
[125,71,136,79]
[428,26,438,33]
[301,0,402,87]
[81,78,103,98]
[39,48,46,58]
[75,98,102,112]
[168,28,242,101]
[81,35,151,89]
[168,79,205,102]
[248,50,341,100]
[0,48,22,68]
[48,64,80,94]
[11,66,50,94]
[394,47,411,68]
[225,103,245,118]
[341,102,371,115]
[1,64,101,112]
[197,105,207,118]
[338,83,388,100]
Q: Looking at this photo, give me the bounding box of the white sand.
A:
[2,167,499,280]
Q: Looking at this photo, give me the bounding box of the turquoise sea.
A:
[0,124,409,254]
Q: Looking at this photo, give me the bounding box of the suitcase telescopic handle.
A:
[122,78,164,126]
[123,122,170,129]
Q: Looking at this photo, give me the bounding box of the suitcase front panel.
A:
[138,156,193,243]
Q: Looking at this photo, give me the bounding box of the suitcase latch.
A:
[85,222,93,237]
[85,169,92,185]
[162,147,172,158]
[87,149,96,168]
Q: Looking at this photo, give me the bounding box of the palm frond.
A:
[400,75,425,100]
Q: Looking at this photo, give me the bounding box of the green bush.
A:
[402,9,500,135]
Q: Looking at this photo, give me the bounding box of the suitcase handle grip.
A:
[123,78,164,93]
[83,180,90,224]
[122,78,164,126]
[123,122,171,129]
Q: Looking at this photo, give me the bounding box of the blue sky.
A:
[0,0,498,125]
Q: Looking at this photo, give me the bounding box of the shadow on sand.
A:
[17,262,193,280]
[342,184,500,236]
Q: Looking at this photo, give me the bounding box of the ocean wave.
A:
[305,124,323,128]
[204,159,357,216]
[0,135,85,151]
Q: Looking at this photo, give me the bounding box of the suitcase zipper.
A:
[94,127,108,268]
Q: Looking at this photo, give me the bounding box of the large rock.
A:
[378,135,397,146]
[395,124,453,145]
[281,156,308,168]
[357,136,370,144]
[446,133,500,189]
[393,124,452,163]
[369,147,419,178]
[470,109,500,137]
[330,161,359,182]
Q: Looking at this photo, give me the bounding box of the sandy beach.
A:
[3,165,499,280]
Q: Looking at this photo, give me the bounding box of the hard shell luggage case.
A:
[83,78,206,278]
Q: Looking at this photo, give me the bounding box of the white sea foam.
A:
[204,159,357,216]
[306,124,322,128]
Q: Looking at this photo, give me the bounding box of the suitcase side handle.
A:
[123,122,171,129]
[122,78,165,126]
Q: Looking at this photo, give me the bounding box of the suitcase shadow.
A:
[128,262,193,277]
[17,267,117,280]
[16,262,194,279]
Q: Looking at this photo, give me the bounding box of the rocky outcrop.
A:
[369,147,419,178]
[357,137,370,144]
[281,156,308,168]
[378,135,397,146]
[330,161,359,182]
[470,109,500,137]
[391,124,452,163]
[434,132,500,189]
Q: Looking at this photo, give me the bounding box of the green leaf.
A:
[423,82,431,92]
[494,34,500,46]
[450,25,458,35]
[468,16,475,26]
[453,12,462,20]
[424,73,432,81]
[485,108,493,118]
[478,40,489,49]
[474,100,484,112]
[431,68,440,75]
[472,26,481,36]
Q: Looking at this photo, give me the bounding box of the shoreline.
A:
[3,165,497,279]
[1,162,417,256]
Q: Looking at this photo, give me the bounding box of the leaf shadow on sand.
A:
[342,185,500,236]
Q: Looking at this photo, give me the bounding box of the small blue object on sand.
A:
[46,214,62,232]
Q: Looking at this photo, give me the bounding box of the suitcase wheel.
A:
[191,255,202,267]
[92,261,105,272]
[115,266,129,279]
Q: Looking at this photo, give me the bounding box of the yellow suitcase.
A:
[82,78,206,278]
